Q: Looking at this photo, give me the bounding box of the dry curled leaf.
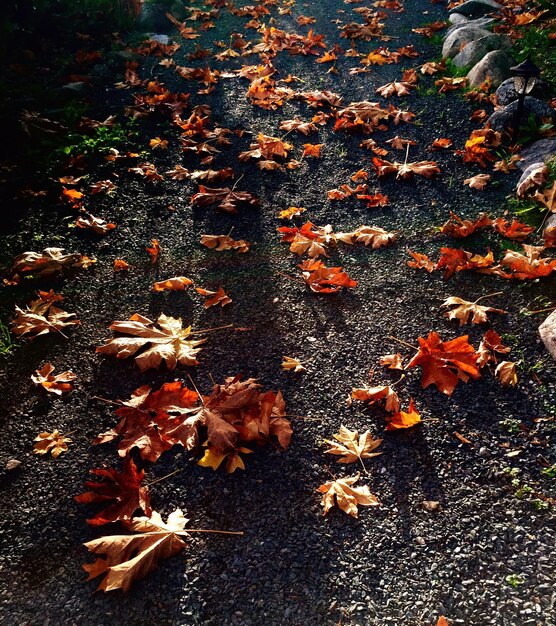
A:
[282,356,306,373]
[351,384,400,412]
[75,457,152,526]
[495,361,518,387]
[152,277,193,292]
[113,259,130,272]
[31,363,76,395]
[11,247,93,279]
[386,398,421,430]
[317,473,379,518]
[200,234,250,253]
[11,297,80,339]
[464,174,490,190]
[299,259,357,294]
[146,239,160,264]
[196,287,232,308]
[379,353,404,370]
[324,426,382,464]
[96,313,205,372]
[75,214,116,235]
[33,430,72,458]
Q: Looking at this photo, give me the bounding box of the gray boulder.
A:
[449,13,468,25]
[452,34,503,69]
[496,77,550,106]
[488,99,556,133]
[138,3,172,31]
[516,161,544,188]
[467,50,513,88]
[543,214,556,249]
[446,17,494,37]
[449,0,501,18]
[539,310,556,361]
[442,26,493,59]
[518,138,556,169]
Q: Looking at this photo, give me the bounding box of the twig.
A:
[91,395,121,407]
[525,305,556,315]
[231,173,244,192]
[473,291,503,304]
[144,468,182,487]
[188,324,234,336]
[387,335,418,351]
[277,271,305,285]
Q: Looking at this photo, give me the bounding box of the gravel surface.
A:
[0,1,555,625]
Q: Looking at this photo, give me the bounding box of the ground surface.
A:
[0,1,555,625]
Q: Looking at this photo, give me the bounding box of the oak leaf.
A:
[33,430,72,457]
[406,332,480,396]
[442,296,506,325]
[83,509,188,592]
[96,313,206,372]
[75,457,152,526]
[324,426,382,464]
[317,473,379,517]
[386,398,421,430]
[31,363,76,394]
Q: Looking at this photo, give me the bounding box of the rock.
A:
[452,34,503,69]
[446,17,494,36]
[467,50,514,88]
[442,26,493,59]
[449,13,468,25]
[517,138,556,169]
[487,98,556,133]
[5,459,21,471]
[543,213,556,248]
[495,77,550,106]
[516,161,545,192]
[539,310,556,360]
[449,0,502,18]
[60,82,90,95]
[138,2,172,31]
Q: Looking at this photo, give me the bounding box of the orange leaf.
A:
[386,398,421,430]
[146,239,160,264]
[152,277,193,292]
[302,143,323,158]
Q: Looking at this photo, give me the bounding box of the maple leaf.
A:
[407,250,434,272]
[376,81,413,97]
[495,361,518,386]
[317,473,379,518]
[196,287,232,308]
[152,277,193,292]
[379,353,404,370]
[386,136,416,150]
[435,247,495,279]
[31,363,76,394]
[407,332,481,396]
[149,137,168,150]
[128,163,163,182]
[75,214,116,235]
[279,118,318,135]
[83,509,188,592]
[302,143,323,158]
[386,398,421,430]
[114,259,130,272]
[33,430,72,458]
[282,356,306,373]
[191,185,259,213]
[11,299,80,339]
[165,165,190,180]
[200,234,250,253]
[11,247,93,279]
[299,259,357,293]
[146,239,160,264]
[351,384,400,412]
[279,221,331,258]
[357,192,390,208]
[442,296,506,325]
[499,245,556,280]
[464,174,490,190]
[324,426,382,465]
[373,157,440,179]
[75,457,152,526]
[90,180,117,195]
[492,218,534,241]
[96,313,206,372]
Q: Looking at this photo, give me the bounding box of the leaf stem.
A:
[189,324,234,335]
[473,291,503,304]
[387,335,418,351]
[144,468,182,487]
[91,395,122,406]
[178,529,244,536]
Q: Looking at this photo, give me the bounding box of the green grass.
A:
[512,26,556,89]
[0,320,16,358]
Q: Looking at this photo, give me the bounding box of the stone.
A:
[467,50,514,88]
[539,310,556,361]
[495,78,549,106]
[449,0,502,18]
[517,138,556,169]
[452,34,503,69]
[516,161,544,188]
[138,2,172,31]
[487,99,556,133]
[446,17,494,37]
[60,81,89,95]
[5,459,21,471]
[449,13,468,25]
[442,26,493,59]
[543,214,556,248]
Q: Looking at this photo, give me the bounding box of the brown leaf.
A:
[200,234,250,253]
[442,296,506,325]
[324,426,382,464]
[464,174,490,190]
[152,277,193,292]
[351,385,400,412]
[33,430,72,458]
[317,473,379,517]
[31,363,76,394]
[495,361,518,386]
[379,353,404,370]
[282,356,306,373]
[195,287,232,308]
